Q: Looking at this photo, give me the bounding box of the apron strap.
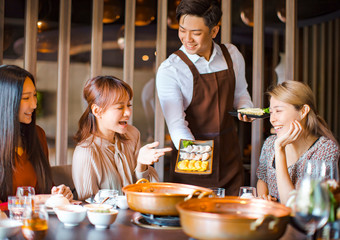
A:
[174,50,200,81]
[219,44,235,80]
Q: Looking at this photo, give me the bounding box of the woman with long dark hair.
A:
[0,65,73,202]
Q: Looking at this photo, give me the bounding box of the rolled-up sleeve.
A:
[156,63,194,149]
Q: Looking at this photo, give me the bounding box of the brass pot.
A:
[176,197,291,240]
[122,179,212,216]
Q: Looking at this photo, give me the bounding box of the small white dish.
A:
[45,194,70,209]
[54,205,87,228]
[0,219,23,240]
[116,196,129,210]
[87,209,118,229]
[83,204,113,211]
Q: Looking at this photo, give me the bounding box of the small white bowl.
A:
[54,205,87,227]
[83,204,113,211]
[87,209,118,229]
[45,194,70,208]
[0,219,23,240]
[116,195,129,210]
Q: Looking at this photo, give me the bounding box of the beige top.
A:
[72,125,159,200]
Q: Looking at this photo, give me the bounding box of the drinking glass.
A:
[239,186,257,199]
[209,187,225,198]
[293,161,330,240]
[22,204,49,240]
[8,196,33,220]
[97,189,119,208]
[16,186,35,198]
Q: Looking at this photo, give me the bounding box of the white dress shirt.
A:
[156,42,253,149]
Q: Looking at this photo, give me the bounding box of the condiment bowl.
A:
[87,209,118,229]
[83,204,113,211]
[0,219,23,240]
[54,205,87,227]
[116,196,129,210]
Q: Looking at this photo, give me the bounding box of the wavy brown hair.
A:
[267,80,338,146]
[74,75,133,145]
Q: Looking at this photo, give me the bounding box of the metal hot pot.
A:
[176,196,292,240]
[122,179,212,216]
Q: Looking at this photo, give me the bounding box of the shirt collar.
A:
[179,42,220,63]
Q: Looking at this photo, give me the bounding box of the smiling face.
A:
[269,97,303,137]
[94,96,132,140]
[19,77,37,124]
[178,14,219,61]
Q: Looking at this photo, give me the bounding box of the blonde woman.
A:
[257,80,339,204]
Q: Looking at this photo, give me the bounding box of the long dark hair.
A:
[0,65,53,202]
[74,75,133,145]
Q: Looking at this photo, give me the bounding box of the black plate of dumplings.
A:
[175,139,214,175]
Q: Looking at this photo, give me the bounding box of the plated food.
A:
[45,194,70,209]
[229,107,270,119]
[175,139,214,175]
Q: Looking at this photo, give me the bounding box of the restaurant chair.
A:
[51,164,78,200]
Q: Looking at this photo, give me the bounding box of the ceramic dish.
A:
[0,219,23,240]
[54,205,87,227]
[175,139,214,175]
[83,204,113,211]
[87,209,118,229]
[228,110,270,119]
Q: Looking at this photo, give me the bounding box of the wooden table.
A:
[8,208,306,240]
[11,209,190,240]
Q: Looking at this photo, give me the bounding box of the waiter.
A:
[156,0,253,195]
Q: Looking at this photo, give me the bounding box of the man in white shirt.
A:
[156,0,253,195]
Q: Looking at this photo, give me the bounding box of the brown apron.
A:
[169,44,244,196]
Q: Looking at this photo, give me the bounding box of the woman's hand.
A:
[257,194,277,202]
[137,141,172,166]
[275,120,303,150]
[51,184,73,201]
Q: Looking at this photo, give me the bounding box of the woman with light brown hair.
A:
[257,80,339,204]
[72,75,171,200]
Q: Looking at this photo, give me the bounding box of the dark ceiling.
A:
[2,0,340,68]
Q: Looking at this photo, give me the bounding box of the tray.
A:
[175,139,214,175]
[228,110,270,119]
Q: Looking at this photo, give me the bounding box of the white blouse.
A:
[72,125,159,200]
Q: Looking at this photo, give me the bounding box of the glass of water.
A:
[16,186,35,199]
[8,196,33,220]
[209,187,225,198]
[239,186,257,199]
[97,189,119,208]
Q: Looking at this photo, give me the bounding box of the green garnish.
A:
[182,140,193,148]
[263,107,270,114]
[92,209,110,213]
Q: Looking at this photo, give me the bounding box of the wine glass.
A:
[16,186,35,198]
[22,204,49,240]
[294,161,330,239]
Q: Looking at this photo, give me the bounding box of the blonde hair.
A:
[267,80,338,145]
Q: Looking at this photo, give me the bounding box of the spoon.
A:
[100,196,110,204]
